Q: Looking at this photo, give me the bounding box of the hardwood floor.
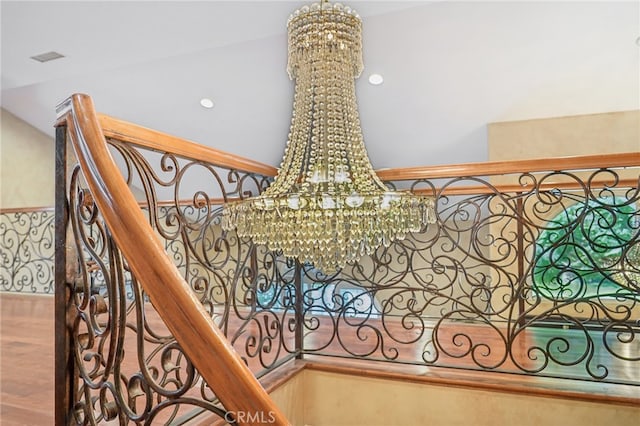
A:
[1,293,55,426]
[1,293,638,426]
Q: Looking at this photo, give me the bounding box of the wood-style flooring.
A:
[1,294,55,426]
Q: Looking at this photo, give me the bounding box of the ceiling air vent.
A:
[30,51,65,63]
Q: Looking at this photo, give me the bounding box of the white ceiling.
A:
[2,0,639,169]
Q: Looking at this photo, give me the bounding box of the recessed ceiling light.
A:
[368,73,384,85]
[30,51,65,63]
[200,98,215,109]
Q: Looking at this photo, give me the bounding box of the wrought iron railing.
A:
[300,165,639,384]
[56,94,287,425]
[0,207,55,294]
[55,94,640,424]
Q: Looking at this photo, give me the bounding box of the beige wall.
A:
[1,108,55,209]
[269,369,638,426]
[269,371,305,426]
[488,110,639,160]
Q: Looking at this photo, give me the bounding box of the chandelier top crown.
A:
[287,1,363,79]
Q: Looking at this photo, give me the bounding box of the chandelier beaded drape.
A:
[222,1,435,272]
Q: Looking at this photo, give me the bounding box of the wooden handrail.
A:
[0,206,55,214]
[96,113,278,177]
[376,152,640,181]
[57,94,288,426]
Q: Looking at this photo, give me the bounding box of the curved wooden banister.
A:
[57,94,288,426]
[95,113,278,177]
[376,152,640,181]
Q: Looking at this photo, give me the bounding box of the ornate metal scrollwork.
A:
[65,137,304,423]
[299,169,640,383]
[68,169,230,424]
[0,209,55,294]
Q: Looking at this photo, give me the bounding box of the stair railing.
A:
[55,93,288,425]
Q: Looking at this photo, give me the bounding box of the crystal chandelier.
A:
[222,0,435,272]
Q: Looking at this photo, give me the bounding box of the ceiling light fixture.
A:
[368,73,384,85]
[222,0,435,272]
[200,98,215,109]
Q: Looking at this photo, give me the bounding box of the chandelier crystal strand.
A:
[222,1,435,272]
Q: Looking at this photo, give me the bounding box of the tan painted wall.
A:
[1,108,55,209]
[268,369,639,426]
[268,371,305,426]
[488,110,639,160]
